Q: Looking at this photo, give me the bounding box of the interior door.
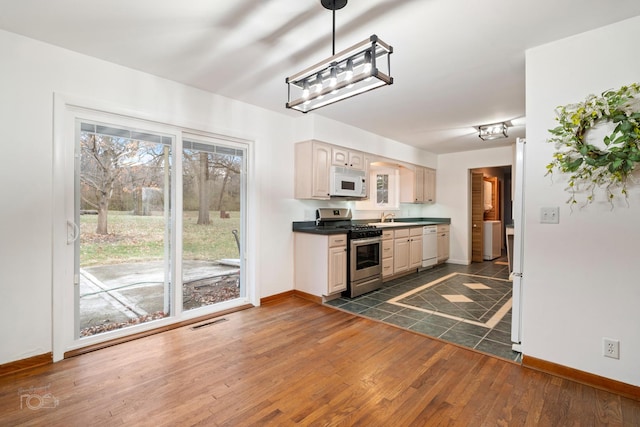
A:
[471,171,484,262]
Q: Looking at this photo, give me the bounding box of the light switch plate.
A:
[540,207,560,224]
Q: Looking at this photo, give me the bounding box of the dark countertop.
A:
[292,217,451,235]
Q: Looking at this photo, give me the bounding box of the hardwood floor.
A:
[1,296,638,426]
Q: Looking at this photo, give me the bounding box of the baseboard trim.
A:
[0,352,53,377]
[292,290,323,304]
[64,304,254,359]
[523,355,640,401]
[260,290,295,305]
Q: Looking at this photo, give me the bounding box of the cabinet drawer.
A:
[382,258,394,277]
[410,227,423,237]
[382,239,394,259]
[436,224,450,233]
[382,230,393,240]
[394,228,410,239]
[328,234,347,247]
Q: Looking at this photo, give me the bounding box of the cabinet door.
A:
[328,245,347,293]
[415,167,425,202]
[331,147,364,169]
[424,168,436,203]
[409,235,423,269]
[331,147,349,167]
[437,231,449,263]
[312,142,331,198]
[393,238,410,274]
[348,151,365,170]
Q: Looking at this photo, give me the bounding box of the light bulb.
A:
[316,73,323,99]
[363,50,372,74]
[302,80,310,100]
[329,67,337,88]
[344,58,354,82]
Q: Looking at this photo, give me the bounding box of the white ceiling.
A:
[2,0,640,154]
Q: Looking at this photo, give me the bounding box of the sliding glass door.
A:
[55,111,249,354]
[76,122,173,338]
[181,137,246,311]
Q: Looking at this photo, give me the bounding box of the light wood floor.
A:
[1,296,638,426]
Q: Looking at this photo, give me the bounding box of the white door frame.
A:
[52,93,256,361]
[511,137,526,351]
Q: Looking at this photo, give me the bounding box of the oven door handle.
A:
[351,237,382,246]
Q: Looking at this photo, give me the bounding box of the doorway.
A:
[470,166,512,263]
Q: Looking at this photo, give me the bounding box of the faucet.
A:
[380,212,395,223]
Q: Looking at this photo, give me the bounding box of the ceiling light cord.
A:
[332,0,336,55]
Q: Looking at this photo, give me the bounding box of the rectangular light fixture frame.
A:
[286,35,393,113]
[478,122,509,141]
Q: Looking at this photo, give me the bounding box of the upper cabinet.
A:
[294,139,434,203]
[331,147,365,170]
[400,166,436,204]
[294,140,368,200]
[295,140,332,200]
[424,167,436,203]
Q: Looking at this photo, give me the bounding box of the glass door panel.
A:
[182,139,245,311]
[76,122,172,338]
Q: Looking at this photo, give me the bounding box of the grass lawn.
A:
[80,211,240,266]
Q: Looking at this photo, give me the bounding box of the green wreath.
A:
[546,82,640,205]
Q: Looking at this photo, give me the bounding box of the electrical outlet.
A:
[540,207,560,224]
[603,338,620,359]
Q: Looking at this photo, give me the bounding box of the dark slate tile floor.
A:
[325,255,522,363]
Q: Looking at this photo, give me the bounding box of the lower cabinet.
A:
[381,230,394,279]
[294,233,347,298]
[328,242,347,294]
[437,224,450,264]
[393,227,423,275]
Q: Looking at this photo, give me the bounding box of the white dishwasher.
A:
[422,226,438,267]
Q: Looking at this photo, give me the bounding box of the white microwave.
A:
[329,166,367,197]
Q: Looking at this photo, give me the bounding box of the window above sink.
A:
[355,163,400,211]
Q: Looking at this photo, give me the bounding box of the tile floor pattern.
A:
[326,256,522,362]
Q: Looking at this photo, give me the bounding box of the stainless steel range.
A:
[316,208,383,298]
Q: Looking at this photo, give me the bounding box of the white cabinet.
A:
[328,244,347,294]
[393,227,423,274]
[294,140,331,200]
[331,147,365,170]
[437,224,450,264]
[381,230,394,279]
[400,166,436,203]
[409,228,423,269]
[295,141,367,200]
[393,229,410,274]
[424,168,436,203]
[294,233,347,298]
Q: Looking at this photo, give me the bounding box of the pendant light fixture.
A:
[286,0,393,113]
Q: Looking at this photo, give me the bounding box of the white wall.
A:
[436,146,514,264]
[0,29,437,365]
[523,16,640,386]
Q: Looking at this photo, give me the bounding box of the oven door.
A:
[350,236,382,283]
